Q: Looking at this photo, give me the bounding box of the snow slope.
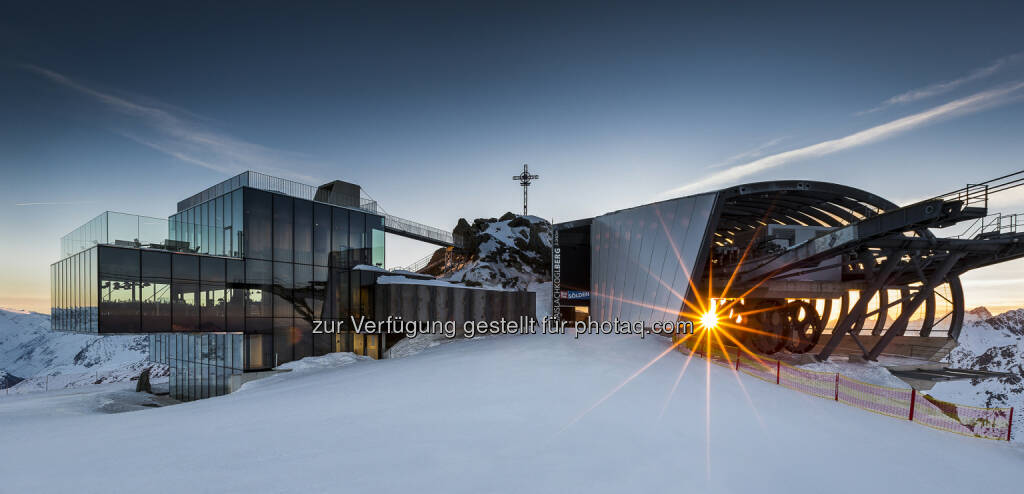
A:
[0,308,162,393]
[1,331,1019,493]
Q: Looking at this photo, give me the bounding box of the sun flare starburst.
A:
[700,310,719,330]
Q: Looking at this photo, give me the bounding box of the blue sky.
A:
[2,2,1024,312]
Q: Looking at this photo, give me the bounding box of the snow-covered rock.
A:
[929,307,1024,439]
[445,213,551,291]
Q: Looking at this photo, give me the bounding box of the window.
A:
[186,207,195,252]
[172,283,199,331]
[232,190,244,257]
[226,259,245,284]
[200,257,226,283]
[293,318,313,360]
[273,261,293,318]
[200,285,226,331]
[172,254,199,281]
[273,195,293,262]
[349,212,365,266]
[141,251,171,279]
[245,259,273,318]
[215,195,225,256]
[246,333,272,370]
[313,266,328,320]
[141,280,171,331]
[225,287,244,331]
[372,226,385,268]
[100,276,140,332]
[313,203,331,266]
[331,208,349,268]
[331,268,349,320]
[99,246,140,278]
[245,189,272,260]
[199,202,208,255]
[350,271,362,318]
[294,199,313,265]
[294,263,313,322]
[89,247,98,331]
[273,318,294,365]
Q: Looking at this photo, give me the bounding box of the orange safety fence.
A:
[680,342,1014,442]
[683,337,737,369]
[913,393,1013,441]
[737,355,778,384]
[779,363,836,401]
[837,375,913,419]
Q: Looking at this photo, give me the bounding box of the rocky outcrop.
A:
[443,213,551,290]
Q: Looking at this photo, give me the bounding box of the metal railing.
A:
[383,215,455,245]
[931,170,1024,210]
[956,212,1024,238]
[394,252,434,273]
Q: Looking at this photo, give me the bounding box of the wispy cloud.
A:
[22,64,321,183]
[706,137,785,169]
[663,81,1024,197]
[15,201,96,206]
[858,53,1023,115]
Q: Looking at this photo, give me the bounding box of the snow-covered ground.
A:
[1,331,1020,493]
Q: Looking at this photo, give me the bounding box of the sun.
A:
[700,309,719,330]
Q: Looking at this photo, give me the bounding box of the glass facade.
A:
[55,183,388,401]
[590,192,717,326]
[168,188,244,257]
[150,333,244,401]
[239,187,385,368]
[51,246,98,332]
[61,212,168,259]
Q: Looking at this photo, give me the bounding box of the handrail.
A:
[955,212,1024,238]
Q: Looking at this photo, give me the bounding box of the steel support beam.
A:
[865,252,965,360]
[816,251,903,361]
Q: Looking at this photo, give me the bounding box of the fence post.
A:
[834,374,839,401]
[776,361,781,385]
[1008,407,1015,442]
[909,389,916,421]
[735,348,741,371]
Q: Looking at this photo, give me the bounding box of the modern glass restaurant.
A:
[51,172,393,401]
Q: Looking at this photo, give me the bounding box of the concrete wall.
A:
[375,282,536,338]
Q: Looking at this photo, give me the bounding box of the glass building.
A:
[51,172,404,401]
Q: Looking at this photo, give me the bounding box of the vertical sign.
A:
[552,228,561,326]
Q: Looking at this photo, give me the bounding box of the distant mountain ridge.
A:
[0,308,161,392]
[966,306,994,321]
[933,307,1024,413]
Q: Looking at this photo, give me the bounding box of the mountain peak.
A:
[967,306,994,320]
